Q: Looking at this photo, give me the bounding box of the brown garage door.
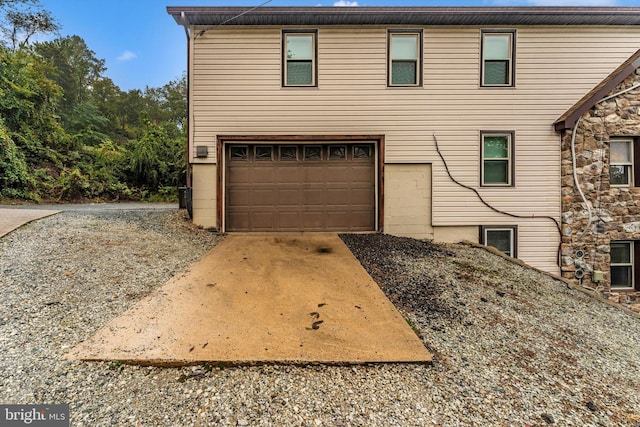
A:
[226,143,376,232]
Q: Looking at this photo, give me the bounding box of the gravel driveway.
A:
[1,207,639,426]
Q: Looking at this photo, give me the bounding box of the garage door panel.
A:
[302,166,325,182]
[227,166,250,184]
[226,142,376,232]
[301,211,325,228]
[252,189,276,207]
[227,188,251,206]
[326,166,350,183]
[277,188,300,206]
[351,165,375,183]
[227,212,250,230]
[349,188,375,205]
[277,212,301,230]
[251,166,275,184]
[326,188,351,204]
[252,212,275,230]
[301,189,324,205]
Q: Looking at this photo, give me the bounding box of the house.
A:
[167,6,640,285]
[555,49,640,303]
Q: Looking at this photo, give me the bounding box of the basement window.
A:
[610,241,639,290]
[480,225,517,258]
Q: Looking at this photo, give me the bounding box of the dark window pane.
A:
[391,61,417,85]
[280,146,297,160]
[484,160,509,184]
[610,165,630,186]
[484,60,509,85]
[611,266,632,288]
[230,146,248,160]
[611,242,631,263]
[354,145,371,159]
[329,146,346,159]
[255,146,273,160]
[287,61,313,85]
[304,146,322,160]
[486,229,512,256]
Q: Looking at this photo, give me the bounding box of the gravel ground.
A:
[1,207,639,426]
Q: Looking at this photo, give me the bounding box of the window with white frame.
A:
[283,31,317,87]
[481,226,517,258]
[481,31,515,87]
[610,241,634,289]
[481,132,514,186]
[388,30,422,86]
[610,139,633,186]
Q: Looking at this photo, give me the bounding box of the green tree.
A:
[34,35,105,116]
[0,116,34,198]
[0,0,59,50]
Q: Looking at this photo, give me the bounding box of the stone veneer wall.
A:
[560,69,640,304]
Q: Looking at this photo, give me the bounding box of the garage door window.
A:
[280,146,298,160]
[230,146,248,160]
[255,146,273,161]
[329,145,347,159]
[354,145,371,159]
[304,146,322,160]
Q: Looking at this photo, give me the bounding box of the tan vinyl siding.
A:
[190,25,640,273]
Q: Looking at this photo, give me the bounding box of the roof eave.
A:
[554,52,640,131]
[166,6,640,27]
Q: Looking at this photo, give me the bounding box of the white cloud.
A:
[117,50,137,61]
[333,0,358,6]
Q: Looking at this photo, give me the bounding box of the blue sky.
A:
[38,0,638,91]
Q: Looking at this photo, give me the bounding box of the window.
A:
[480,226,517,258]
[283,31,317,87]
[354,145,372,159]
[255,146,273,161]
[388,31,422,86]
[329,145,346,159]
[481,132,514,186]
[280,146,298,160]
[611,139,633,186]
[611,241,635,289]
[304,146,322,160]
[481,31,515,87]
[230,146,248,160]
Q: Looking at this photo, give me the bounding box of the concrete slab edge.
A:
[0,210,61,238]
[76,357,432,368]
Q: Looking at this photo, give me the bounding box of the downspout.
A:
[180,12,192,189]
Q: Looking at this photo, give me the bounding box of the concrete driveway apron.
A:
[67,233,432,365]
[0,208,61,238]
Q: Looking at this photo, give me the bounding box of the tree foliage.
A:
[0,2,187,202]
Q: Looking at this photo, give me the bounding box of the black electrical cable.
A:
[432,133,562,265]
